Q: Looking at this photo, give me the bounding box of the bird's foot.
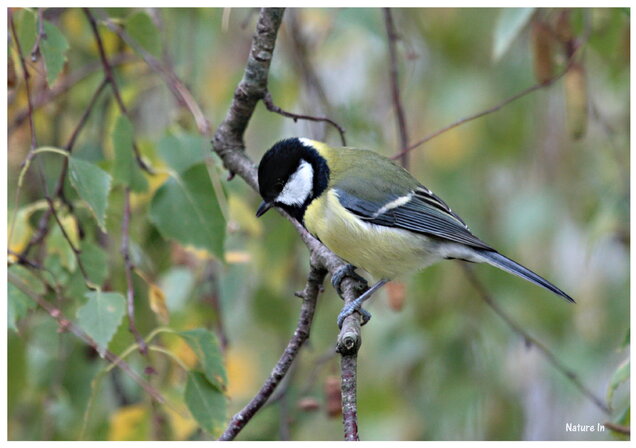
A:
[337,300,372,329]
[336,279,388,329]
[331,264,368,296]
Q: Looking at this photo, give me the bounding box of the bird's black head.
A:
[256,138,329,223]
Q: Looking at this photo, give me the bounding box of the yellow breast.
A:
[304,189,441,279]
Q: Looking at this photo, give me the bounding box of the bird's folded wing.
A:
[334,185,494,251]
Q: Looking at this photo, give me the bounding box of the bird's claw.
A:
[337,302,372,329]
[331,264,368,296]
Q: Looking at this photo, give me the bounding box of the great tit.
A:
[256,137,574,327]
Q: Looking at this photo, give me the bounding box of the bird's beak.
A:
[256,201,273,218]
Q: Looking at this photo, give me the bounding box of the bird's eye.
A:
[274,180,285,190]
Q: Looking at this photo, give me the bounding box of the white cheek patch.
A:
[276,160,314,206]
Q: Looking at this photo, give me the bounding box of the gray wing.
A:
[335,185,494,251]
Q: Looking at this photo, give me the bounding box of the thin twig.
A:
[120,187,148,354]
[219,262,326,440]
[384,8,410,169]
[392,46,584,160]
[84,7,153,174]
[460,264,610,415]
[97,13,212,137]
[263,91,346,146]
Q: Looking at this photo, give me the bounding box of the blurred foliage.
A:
[7,7,629,441]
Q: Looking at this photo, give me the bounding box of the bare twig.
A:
[384,8,410,168]
[392,44,584,160]
[84,7,153,174]
[120,187,148,354]
[263,92,346,145]
[8,272,166,404]
[460,264,610,415]
[219,262,326,440]
[97,13,212,137]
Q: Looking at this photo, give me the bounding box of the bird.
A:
[255,137,574,327]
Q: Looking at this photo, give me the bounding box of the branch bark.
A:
[219,262,326,440]
[211,8,367,440]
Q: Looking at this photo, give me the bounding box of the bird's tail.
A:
[477,250,575,303]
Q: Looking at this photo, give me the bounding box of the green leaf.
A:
[492,8,535,60]
[607,358,629,410]
[79,241,109,286]
[125,11,162,57]
[68,157,112,231]
[112,115,148,192]
[157,133,206,174]
[8,283,37,332]
[149,163,225,258]
[179,329,227,390]
[41,20,70,86]
[184,371,226,436]
[76,291,126,356]
[14,9,37,59]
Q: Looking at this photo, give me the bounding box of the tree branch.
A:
[384,8,410,168]
[212,8,368,440]
[460,264,610,415]
[219,262,326,440]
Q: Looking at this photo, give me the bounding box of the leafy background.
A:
[7,7,629,441]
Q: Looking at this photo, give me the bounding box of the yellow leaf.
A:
[8,208,33,256]
[149,283,169,324]
[108,404,149,441]
[59,213,80,247]
[135,269,170,324]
